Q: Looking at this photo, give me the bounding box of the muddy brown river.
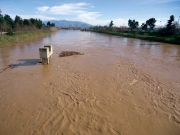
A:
[0,30,180,135]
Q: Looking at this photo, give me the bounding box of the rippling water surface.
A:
[0,30,180,135]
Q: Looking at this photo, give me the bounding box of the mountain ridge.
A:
[43,20,92,28]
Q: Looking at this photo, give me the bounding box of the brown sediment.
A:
[59,51,84,57]
[0,30,180,135]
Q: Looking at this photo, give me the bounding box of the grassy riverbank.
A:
[92,30,180,45]
[0,28,51,47]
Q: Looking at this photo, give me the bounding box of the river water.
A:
[0,30,180,135]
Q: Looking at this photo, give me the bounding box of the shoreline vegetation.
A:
[90,15,180,45]
[91,30,180,45]
[0,10,57,47]
[0,28,52,47]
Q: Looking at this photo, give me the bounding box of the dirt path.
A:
[0,43,180,135]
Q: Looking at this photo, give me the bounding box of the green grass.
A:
[0,29,51,47]
[91,30,180,45]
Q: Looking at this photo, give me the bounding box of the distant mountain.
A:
[43,20,92,28]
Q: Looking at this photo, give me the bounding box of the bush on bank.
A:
[91,30,180,45]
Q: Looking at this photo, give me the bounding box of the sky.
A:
[0,0,180,26]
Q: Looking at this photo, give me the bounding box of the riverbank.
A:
[0,28,52,47]
[91,30,180,45]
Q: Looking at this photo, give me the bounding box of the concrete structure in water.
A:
[39,45,53,64]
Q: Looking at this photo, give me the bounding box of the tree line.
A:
[0,10,55,34]
[46,21,55,27]
[105,15,179,36]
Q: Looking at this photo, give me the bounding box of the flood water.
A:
[0,30,180,135]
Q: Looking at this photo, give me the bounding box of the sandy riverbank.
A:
[0,30,180,135]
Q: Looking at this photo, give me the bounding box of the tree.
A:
[109,20,114,27]
[30,18,36,25]
[4,14,14,28]
[141,23,147,31]
[51,23,55,27]
[173,21,179,29]
[146,18,156,30]
[0,15,4,35]
[23,19,30,26]
[0,9,3,29]
[47,21,50,27]
[36,19,42,29]
[14,15,21,24]
[1,10,44,32]
[128,19,139,30]
[19,19,23,26]
[158,15,176,36]
[14,15,23,30]
[46,21,55,27]
[0,9,3,35]
[165,15,176,35]
[166,15,175,30]
[128,20,133,29]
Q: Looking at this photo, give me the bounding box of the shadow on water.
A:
[9,59,40,66]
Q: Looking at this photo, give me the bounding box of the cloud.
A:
[37,6,49,12]
[36,3,101,20]
[78,12,101,20]
[48,4,84,15]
